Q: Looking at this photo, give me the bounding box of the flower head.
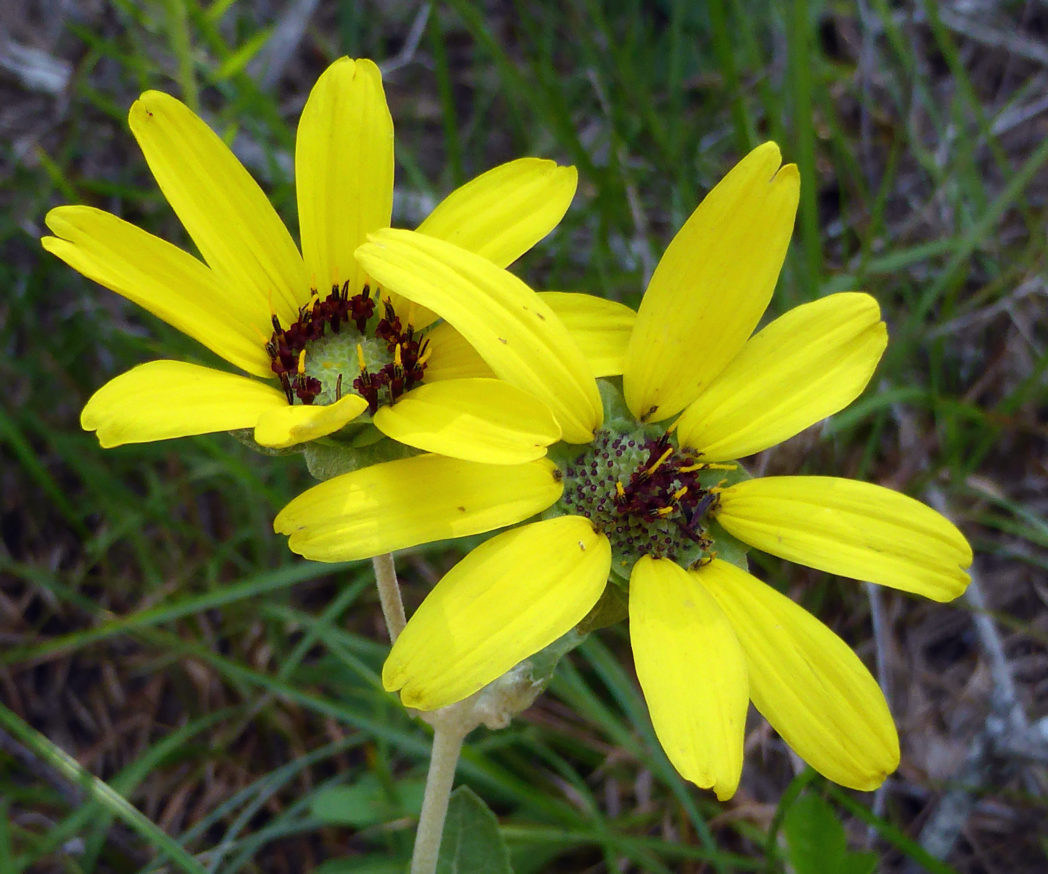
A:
[275,143,973,798]
[43,57,600,464]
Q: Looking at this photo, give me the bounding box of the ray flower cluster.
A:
[44,57,633,464]
[276,143,973,799]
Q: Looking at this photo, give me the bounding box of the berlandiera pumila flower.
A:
[276,143,972,798]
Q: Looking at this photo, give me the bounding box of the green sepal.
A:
[597,377,633,427]
[699,519,750,571]
[302,433,418,481]
[576,581,628,633]
[524,627,587,695]
[227,428,304,456]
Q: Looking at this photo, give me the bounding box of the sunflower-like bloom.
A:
[42,57,625,463]
[275,143,972,798]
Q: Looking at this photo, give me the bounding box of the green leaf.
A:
[310,775,425,827]
[213,28,272,79]
[784,793,877,874]
[314,860,406,874]
[841,854,879,874]
[436,786,513,874]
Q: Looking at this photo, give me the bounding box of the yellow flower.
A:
[275,143,972,798]
[42,57,616,463]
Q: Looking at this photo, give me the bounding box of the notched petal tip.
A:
[42,204,79,236]
[623,141,800,422]
[630,557,747,798]
[253,395,367,450]
[128,89,178,125]
[80,360,287,448]
[676,291,890,461]
[772,160,799,183]
[694,559,899,790]
[382,517,610,710]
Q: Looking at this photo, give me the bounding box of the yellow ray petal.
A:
[623,142,800,423]
[677,293,887,461]
[374,378,560,464]
[274,455,563,562]
[629,556,747,800]
[253,394,367,449]
[296,57,393,296]
[694,559,899,790]
[381,158,574,333]
[384,517,610,710]
[539,292,636,378]
[357,229,602,442]
[716,477,972,601]
[128,90,308,323]
[81,360,286,447]
[420,322,496,382]
[416,158,578,269]
[43,206,272,377]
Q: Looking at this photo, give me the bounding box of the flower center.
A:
[556,428,727,576]
[266,284,429,412]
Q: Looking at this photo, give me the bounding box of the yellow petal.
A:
[374,378,560,464]
[253,394,367,449]
[623,143,800,423]
[296,57,393,296]
[629,556,747,800]
[694,559,899,790]
[43,206,272,377]
[539,292,636,378]
[677,293,887,461]
[383,517,610,710]
[81,360,287,447]
[416,158,578,268]
[384,158,574,331]
[274,455,563,561]
[357,229,602,442]
[129,90,308,323]
[420,322,496,382]
[716,477,973,601]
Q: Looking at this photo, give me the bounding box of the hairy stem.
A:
[371,552,406,642]
[411,716,467,874]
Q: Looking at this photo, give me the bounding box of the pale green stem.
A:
[371,552,406,642]
[411,716,467,874]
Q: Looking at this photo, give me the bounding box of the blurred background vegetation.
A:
[1,0,1046,871]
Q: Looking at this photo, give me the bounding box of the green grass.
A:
[2,0,1046,872]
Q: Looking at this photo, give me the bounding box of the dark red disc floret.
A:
[267,283,429,411]
[267,283,375,405]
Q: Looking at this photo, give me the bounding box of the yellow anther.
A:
[394,343,403,367]
[615,481,626,499]
[656,506,674,517]
[356,343,367,372]
[646,446,674,475]
[418,344,433,366]
[666,419,679,434]
[679,461,737,473]
[296,349,306,375]
[672,486,689,502]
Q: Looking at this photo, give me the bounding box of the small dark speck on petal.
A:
[578,540,586,551]
[457,506,466,512]
[498,337,508,344]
